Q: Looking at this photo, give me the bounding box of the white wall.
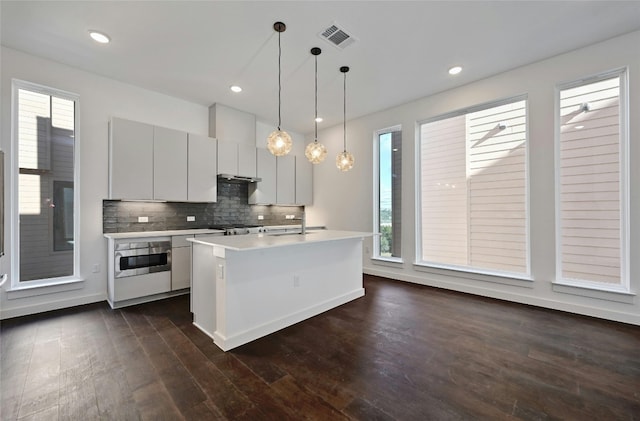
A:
[307,31,640,325]
[0,46,209,318]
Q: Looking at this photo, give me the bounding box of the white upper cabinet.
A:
[276,155,296,205]
[154,126,188,201]
[249,148,276,204]
[188,134,217,202]
[110,117,218,202]
[295,156,313,205]
[109,117,154,200]
[209,103,256,146]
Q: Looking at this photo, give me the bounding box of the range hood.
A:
[217,174,262,183]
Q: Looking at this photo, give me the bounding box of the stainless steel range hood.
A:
[217,174,262,183]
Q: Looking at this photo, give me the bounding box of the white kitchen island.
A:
[187,230,371,351]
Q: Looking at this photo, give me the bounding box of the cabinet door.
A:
[249,148,276,204]
[295,156,313,205]
[171,245,191,290]
[154,126,188,201]
[217,141,238,175]
[188,134,217,202]
[238,143,257,178]
[276,155,296,205]
[109,118,153,200]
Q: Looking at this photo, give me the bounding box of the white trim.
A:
[413,262,534,287]
[372,125,402,260]
[371,256,404,267]
[1,291,104,320]
[6,277,84,300]
[552,280,635,304]
[363,269,640,326]
[415,94,530,276]
[10,79,81,291]
[554,68,630,293]
[210,288,365,351]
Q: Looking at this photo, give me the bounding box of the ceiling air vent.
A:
[318,22,356,50]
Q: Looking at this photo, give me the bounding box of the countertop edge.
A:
[187,230,373,251]
[104,229,225,239]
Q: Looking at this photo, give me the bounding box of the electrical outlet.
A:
[293,275,300,287]
[92,263,100,273]
[138,216,149,223]
[257,215,264,220]
[187,216,196,222]
[365,246,370,254]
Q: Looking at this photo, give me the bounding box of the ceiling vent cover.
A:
[318,22,357,50]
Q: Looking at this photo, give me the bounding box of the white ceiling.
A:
[2,1,639,134]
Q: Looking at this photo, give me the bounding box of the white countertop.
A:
[187,230,372,251]
[104,229,225,240]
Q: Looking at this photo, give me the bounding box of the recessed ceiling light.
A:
[89,30,110,44]
[448,66,462,75]
[575,125,585,129]
[230,85,242,93]
[315,117,323,123]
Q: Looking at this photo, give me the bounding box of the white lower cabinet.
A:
[172,235,193,290]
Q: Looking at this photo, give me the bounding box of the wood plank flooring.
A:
[2,274,639,420]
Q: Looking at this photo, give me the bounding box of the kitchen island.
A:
[187,230,371,351]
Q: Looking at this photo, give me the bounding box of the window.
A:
[374,126,402,260]
[418,97,528,276]
[13,80,79,284]
[556,69,628,291]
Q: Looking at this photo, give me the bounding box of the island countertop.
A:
[187,230,372,251]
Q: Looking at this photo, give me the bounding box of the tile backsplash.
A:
[103,181,304,233]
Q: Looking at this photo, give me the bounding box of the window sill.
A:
[6,277,85,300]
[371,256,404,267]
[552,281,635,304]
[413,262,534,288]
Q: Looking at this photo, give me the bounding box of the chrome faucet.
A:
[292,211,306,234]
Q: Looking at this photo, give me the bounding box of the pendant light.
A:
[336,66,354,172]
[267,21,293,157]
[305,47,327,164]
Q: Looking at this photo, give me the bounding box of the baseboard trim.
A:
[0,293,106,320]
[211,288,366,351]
[364,267,640,326]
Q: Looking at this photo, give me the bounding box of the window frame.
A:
[9,79,82,291]
[373,125,403,263]
[415,94,531,279]
[553,67,630,294]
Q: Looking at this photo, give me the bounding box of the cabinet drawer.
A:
[114,271,171,301]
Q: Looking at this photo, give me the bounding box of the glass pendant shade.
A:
[306,47,326,164]
[305,141,327,164]
[267,129,292,156]
[336,66,354,172]
[336,150,354,172]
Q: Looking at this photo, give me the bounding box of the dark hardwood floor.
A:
[2,274,639,420]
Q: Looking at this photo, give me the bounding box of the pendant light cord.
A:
[277,30,282,131]
[343,70,347,152]
[314,54,318,143]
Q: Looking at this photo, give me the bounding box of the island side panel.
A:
[191,242,217,340]
[214,237,365,350]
